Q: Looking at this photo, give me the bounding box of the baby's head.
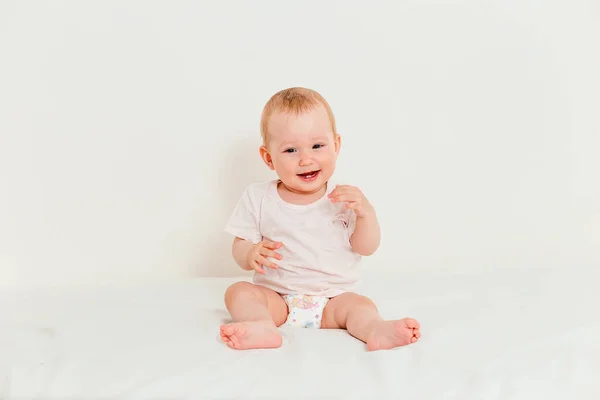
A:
[259,87,341,195]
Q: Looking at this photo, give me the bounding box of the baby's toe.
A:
[220,324,236,336]
[404,318,420,329]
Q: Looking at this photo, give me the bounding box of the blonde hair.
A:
[260,87,337,144]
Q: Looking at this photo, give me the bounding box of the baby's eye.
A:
[313,143,325,149]
[284,148,296,153]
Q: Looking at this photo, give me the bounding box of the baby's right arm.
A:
[232,237,283,275]
[232,237,255,271]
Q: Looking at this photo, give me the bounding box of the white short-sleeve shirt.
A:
[225,179,361,297]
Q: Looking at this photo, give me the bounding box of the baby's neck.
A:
[277,181,327,205]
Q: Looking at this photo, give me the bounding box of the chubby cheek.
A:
[273,157,297,176]
[316,153,337,171]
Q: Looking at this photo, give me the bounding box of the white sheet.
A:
[1,266,599,399]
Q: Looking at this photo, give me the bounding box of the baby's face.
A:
[261,105,340,195]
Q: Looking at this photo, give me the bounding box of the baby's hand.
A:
[247,240,283,274]
[328,185,374,218]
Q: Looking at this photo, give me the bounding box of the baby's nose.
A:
[298,156,314,166]
[298,153,313,166]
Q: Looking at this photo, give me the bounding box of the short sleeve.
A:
[224,185,263,244]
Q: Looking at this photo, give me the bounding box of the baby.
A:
[219,87,420,351]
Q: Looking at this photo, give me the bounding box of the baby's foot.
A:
[366,318,421,351]
[219,321,283,350]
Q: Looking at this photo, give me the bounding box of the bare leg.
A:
[321,293,421,351]
[219,281,288,350]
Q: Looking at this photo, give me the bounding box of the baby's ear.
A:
[259,145,275,170]
[334,134,341,154]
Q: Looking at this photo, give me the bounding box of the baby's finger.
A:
[257,255,279,269]
[252,261,266,274]
[260,247,282,260]
[328,185,347,197]
[330,194,357,203]
[262,240,283,250]
[329,185,356,195]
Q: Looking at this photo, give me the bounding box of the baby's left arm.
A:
[328,185,381,256]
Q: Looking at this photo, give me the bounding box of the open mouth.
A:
[297,170,320,181]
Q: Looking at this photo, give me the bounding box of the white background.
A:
[1,0,598,288]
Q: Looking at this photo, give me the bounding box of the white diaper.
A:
[282,294,329,329]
